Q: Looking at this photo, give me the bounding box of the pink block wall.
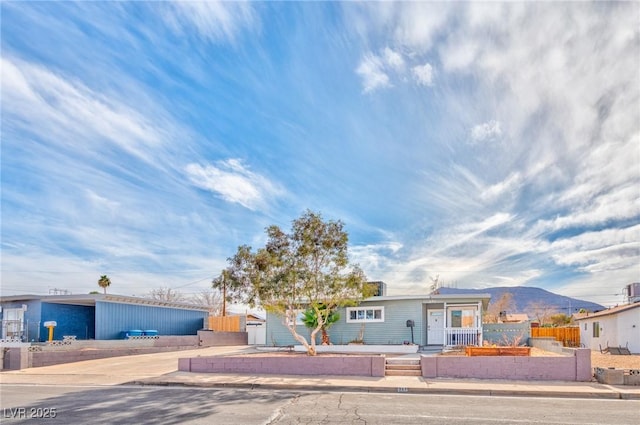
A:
[421,349,591,382]
[179,355,386,377]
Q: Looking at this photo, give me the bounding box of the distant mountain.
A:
[437,286,604,316]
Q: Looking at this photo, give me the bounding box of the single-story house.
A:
[574,302,640,354]
[500,313,529,323]
[266,292,491,348]
[0,294,210,342]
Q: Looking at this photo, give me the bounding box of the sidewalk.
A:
[1,346,639,400]
[131,371,640,400]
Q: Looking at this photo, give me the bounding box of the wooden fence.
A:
[531,326,580,347]
[208,315,241,332]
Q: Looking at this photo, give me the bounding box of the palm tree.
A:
[98,275,111,294]
[302,304,340,345]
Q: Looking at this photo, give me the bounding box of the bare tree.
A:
[526,301,558,326]
[429,274,440,294]
[148,287,185,302]
[190,289,223,315]
[484,292,516,323]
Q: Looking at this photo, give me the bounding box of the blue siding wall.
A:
[266,299,426,346]
[40,303,95,341]
[0,300,41,341]
[95,301,208,339]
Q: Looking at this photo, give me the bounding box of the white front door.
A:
[427,309,444,345]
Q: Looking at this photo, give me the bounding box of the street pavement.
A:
[1,345,639,400]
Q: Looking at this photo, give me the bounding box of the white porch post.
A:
[443,301,448,347]
[477,300,483,346]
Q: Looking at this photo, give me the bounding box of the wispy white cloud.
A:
[412,62,434,86]
[382,47,405,71]
[549,225,640,274]
[163,1,257,43]
[356,48,435,92]
[185,159,283,211]
[2,56,170,164]
[470,120,502,144]
[356,53,391,93]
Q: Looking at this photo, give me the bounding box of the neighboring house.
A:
[574,302,640,354]
[266,292,490,348]
[0,294,209,341]
[500,313,529,323]
[246,312,266,345]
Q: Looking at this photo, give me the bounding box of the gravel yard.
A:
[591,351,640,369]
[441,347,640,370]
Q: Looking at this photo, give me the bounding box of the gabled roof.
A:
[573,302,640,320]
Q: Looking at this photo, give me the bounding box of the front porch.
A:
[425,300,485,348]
[445,327,482,347]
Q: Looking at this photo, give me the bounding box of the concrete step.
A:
[385,364,422,371]
[385,360,420,367]
[385,358,422,376]
[385,369,423,376]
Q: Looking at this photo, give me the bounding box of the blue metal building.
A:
[0,294,209,342]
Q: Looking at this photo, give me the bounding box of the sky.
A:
[1,2,639,308]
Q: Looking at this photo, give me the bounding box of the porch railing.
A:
[444,327,482,347]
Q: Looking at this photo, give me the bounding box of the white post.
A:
[477,301,483,346]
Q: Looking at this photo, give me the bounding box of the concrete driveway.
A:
[0,345,253,386]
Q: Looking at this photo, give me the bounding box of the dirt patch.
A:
[439,348,640,369]
[229,352,376,358]
[437,347,565,357]
[591,351,640,369]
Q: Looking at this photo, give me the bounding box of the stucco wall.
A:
[197,330,248,346]
[178,354,386,377]
[578,307,640,353]
[3,336,201,369]
[421,349,591,381]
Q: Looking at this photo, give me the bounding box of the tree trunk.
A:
[321,329,330,345]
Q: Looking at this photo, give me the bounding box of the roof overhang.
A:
[1,293,210,312]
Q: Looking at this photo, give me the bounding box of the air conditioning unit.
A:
[627,282,640,303]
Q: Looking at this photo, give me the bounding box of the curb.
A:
[128,379,638,400]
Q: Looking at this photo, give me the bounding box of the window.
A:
[449,308,476,328]
[592,322,600,338]
[346,306,384,323]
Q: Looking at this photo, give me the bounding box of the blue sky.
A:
[1,2,638,307]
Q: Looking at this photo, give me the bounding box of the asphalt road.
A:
[2,385,639,425]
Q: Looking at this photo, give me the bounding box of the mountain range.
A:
[437,286,605,316]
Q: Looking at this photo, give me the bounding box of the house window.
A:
[346,306,384,323]
[584,323,587,331]
[592,322,600,338]
[449,309,476,328]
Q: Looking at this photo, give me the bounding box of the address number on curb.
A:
[397,387,409,393]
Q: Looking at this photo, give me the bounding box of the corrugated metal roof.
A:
[0,293,210,311]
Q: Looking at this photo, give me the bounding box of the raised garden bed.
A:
[465,346,531,356]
